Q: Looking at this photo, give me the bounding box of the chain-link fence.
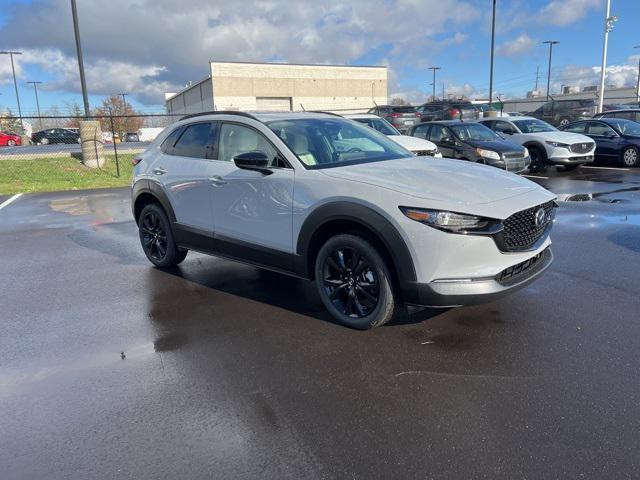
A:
[0,114,183,195]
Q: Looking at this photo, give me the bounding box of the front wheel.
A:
[315,234,396,329]
[622,146,639,167]
[39,138,49,145]
[558,117,570,127]
[528,146,546,172]
[138,203,188,268]
[7,140,16,146]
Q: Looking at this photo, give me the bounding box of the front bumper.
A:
[549,154,594,165]
[405,247,553,307]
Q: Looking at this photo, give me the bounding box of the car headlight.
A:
[476,148,501,161]
[545,141,570,148]
[399,207,501,234]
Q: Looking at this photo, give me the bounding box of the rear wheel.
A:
[39,138,49,145]
[7,140,16,146]
[622,146,639,167]
[138,203,188,268]
[315,234,395,330]
[558,117,571,127]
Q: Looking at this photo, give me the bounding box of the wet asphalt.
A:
[1,165,639,479]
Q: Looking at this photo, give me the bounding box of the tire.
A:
[7,140,16,146]
[39,138,49,145]
[558,117,570,127]
[138,203,188,268]
[314,234,396,330]
[621,146,639,167]
[528,145,547,172]
[563,164,579,171]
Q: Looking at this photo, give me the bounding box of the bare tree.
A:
[94,95,143,140]
[390,97,409,106]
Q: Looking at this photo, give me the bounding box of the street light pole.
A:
[0,51,24,129]
[26,81,43,129]
[543,41,559,100]
[489,0,497,106]
[634,45,640,107]
[597,0,617,114]
[70,0,90,117]
[120,93,129,113]
[428,67,440,100]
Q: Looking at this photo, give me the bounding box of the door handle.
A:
[209,175,227,186]
[152,167,167,175]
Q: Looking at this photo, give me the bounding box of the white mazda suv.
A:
[132,111,556,329]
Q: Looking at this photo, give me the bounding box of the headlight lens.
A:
[545,141,570,148]
[476,148,501,160]
[400,207,500,233]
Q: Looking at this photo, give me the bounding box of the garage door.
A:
[256,97,292,111]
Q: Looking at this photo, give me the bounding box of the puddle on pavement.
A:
[557,186,640,204]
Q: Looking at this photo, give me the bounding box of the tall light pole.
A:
[634,45,640,106]
[120,93,129,112]
[598,0,617,114]
[70,0,90,117]
[0,51,23,129]
[488,0,497,107]
[26,81,43,129]
[543,41,559,100]
[428,67,440,100]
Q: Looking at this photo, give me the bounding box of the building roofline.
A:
[209,60,387,69]
[165,75,212,102]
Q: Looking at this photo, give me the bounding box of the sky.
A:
[0,0,638,114]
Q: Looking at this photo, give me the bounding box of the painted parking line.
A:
[0,193,23,211]
[581,166,630,171]
[522,174,549,179]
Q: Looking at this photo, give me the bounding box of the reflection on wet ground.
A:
[1,169,639,479]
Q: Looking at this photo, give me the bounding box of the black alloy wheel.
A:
[141,210,168,261]
[322,246,380,318]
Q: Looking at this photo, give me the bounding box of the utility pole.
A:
[428,67,440,100]
[120,93,129,113]
[70,0,90,117]
[0,51,24,129]
[534,65,539,91]
[488,0,497,106]
[598,0,617,113]
[442,82,445,100]
[543,40,559,100]
[26,81,43,129]
[635,45,640,106]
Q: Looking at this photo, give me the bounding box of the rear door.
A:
[154,121,217,231]
[209,122,295,255]
[585,121,619,157]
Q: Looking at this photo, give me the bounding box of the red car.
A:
[0,131,21,146]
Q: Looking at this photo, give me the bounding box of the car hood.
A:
[465,139,524,153]
[387,135,437,152]
[523,131,594,144]
[319,156,543,205]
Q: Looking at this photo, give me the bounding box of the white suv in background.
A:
[132,111,556,329]
[479,116,595,171]
[345,114,442,157]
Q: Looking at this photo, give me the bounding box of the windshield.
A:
[608,119,640,136]
[450,123,500,141]
[352,117,400,136]
[267,118,413,168]
[513,118,556,133]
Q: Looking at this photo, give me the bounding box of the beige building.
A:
[165,61,388,115]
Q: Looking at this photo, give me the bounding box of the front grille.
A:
[496,248,552,286]
[501,201,555,251]
[505,158,526,172]
[414,149,437,157]
[569,142,594,154]
[503,152,525,160]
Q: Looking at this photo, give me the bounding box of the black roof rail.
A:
[307,110,343,117]
[179,110,261,122]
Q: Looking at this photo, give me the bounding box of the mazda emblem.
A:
[534,208,546,228]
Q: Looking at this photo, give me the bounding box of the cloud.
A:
[538,0,601,27]
[496,34,535,57]
[0,0,481,105]
[551,55,640,95]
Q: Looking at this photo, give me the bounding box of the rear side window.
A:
[391,106,417,113]
[587,122,615,136]
[563,122,587,133]
[412,124,430,139]
[172,122,215,158]
[160,127,184,154]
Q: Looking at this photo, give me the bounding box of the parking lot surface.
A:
[1,166,639,479]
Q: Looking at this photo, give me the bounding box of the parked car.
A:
[505,112,525,117]
[478,116,595,171]
[31,128,81,145]
[528,99,597,127]
[123,132,140,142]
[132,111,555,329]
[345,114,442,157]
[416,100,479,122]
[560,117,640,167]
[408,120,530,173]
[0,131,21,146]
[594,108,640,123]
[366,105,421,133]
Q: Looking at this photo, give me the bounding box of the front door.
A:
[585,121,619,157]
[428,124,458,157]
[209,122,295,258]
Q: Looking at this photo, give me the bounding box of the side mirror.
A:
[442,137,454,144]
[233,151,273,175]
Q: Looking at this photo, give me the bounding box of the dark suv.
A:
[416,101,479,122]
[594,108,640,123]
[366,105,421,133]
[528,99,596,127]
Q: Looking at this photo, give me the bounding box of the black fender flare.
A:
[296,202,417,296]
[131,179,177,223]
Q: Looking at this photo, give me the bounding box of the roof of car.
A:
[344,114,379,119]
[179,110,344,123]
[596,108,640,114]
[479,116,537,121]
